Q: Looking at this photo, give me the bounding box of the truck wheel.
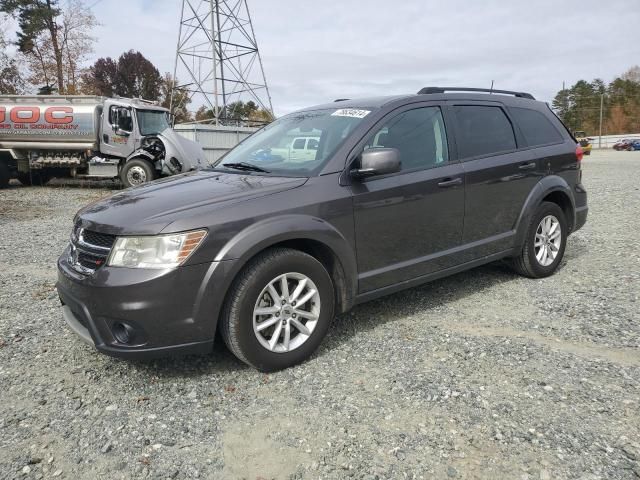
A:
[220,248,335,372]
[120,158,156,188]
[0,161,9,189]
[510,202,567,278]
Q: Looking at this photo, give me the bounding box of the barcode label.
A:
[332,109,371,119]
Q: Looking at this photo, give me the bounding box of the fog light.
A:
[112,322,135,344]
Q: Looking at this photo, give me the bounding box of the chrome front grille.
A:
[69,226,116,274]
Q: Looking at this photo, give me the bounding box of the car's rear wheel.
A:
[220,248,335,372]
[511,202,567,278]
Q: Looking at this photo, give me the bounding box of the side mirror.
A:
[351,148,401,179]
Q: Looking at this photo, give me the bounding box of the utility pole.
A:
[171,0,274,124]
[598,94,604,149]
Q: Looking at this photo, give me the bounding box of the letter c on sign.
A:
[45,106,73,124]
[10,107,40,123]
[0,107,5,123]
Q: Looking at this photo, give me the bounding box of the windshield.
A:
[214,108,373,176]
[136,109,171,136]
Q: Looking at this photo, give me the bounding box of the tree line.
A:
[552,66,640,136]
[0,0,272,124]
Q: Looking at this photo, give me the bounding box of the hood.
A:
[159,128,206,171]
[76,170,308,235]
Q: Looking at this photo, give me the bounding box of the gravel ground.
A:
[0,150,639,480]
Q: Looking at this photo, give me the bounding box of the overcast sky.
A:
[87,0,639,115]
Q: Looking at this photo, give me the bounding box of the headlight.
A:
[107,230,207,269]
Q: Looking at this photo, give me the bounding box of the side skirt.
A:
[353,249,513,305]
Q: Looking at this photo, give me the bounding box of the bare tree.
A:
[3,0,96,94]
[622,66,640,84]
[0,14,24,93]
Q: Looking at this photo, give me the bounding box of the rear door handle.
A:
[518,161,537,170]
[437,177,463,188]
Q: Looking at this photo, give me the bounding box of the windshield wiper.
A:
[221,162,270,173]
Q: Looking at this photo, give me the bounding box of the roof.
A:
[296,88,542,114]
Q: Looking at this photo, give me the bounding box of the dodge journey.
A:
[57,87,588,371]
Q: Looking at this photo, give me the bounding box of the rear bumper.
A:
[56,246,230,360]
[574,206,588,233]
[573,182,588,233]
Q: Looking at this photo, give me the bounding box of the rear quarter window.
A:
[510,107,563,147]
[452,105,516,159]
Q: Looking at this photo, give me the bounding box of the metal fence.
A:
[588,133,640,149]
[174,124,259,164]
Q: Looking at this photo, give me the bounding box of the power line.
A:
[87,0,104,9]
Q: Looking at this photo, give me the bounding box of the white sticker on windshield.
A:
[332,108,371,119]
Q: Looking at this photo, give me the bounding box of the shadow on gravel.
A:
[316,261,524,357]
[319,236,589,359]
[125,337,250,378]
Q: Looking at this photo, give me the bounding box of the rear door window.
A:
[509,107,563,146]
[452,105,516,159]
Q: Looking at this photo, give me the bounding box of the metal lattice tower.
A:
[171,0,273,123]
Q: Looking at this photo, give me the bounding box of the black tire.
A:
[511,202,568,278]
[0,161,9,189]
[220,248,335,372]
[120,158,156,188]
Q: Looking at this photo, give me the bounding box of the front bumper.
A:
[56,246,229,359]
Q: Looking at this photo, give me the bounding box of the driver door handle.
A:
[519,161,537,170]
[437,177,463,188]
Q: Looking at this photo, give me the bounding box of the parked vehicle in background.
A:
[630,140,640,151]
[57,87,588,372]
[613,139,635,151]
[252,135,321,163]
[0,95,205,189]
[574,131,593,155]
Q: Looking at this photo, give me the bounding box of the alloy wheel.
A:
[534,215,562,267]
[253,272,321,353]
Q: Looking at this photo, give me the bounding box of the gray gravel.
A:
[0,150,639,479]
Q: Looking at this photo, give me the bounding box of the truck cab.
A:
[100,99,206,186]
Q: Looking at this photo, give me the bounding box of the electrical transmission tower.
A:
[171,0,273,124]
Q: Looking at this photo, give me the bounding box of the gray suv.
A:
[57,87,588,372]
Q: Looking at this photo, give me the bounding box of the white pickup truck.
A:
[269,136,320,163]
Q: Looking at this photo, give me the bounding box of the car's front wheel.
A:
[511,202,568,278]
[220,248,335,372]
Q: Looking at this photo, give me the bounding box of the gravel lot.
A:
[0,150,639,480]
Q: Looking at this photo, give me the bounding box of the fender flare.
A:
[199,215,359,324]
[513,175,575,249]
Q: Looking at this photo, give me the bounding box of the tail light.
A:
[576,145,584,164]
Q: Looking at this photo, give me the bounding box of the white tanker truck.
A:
[0,95,205,188]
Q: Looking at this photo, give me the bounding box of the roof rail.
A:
[417,87,535,100]
[334,98,350,102]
